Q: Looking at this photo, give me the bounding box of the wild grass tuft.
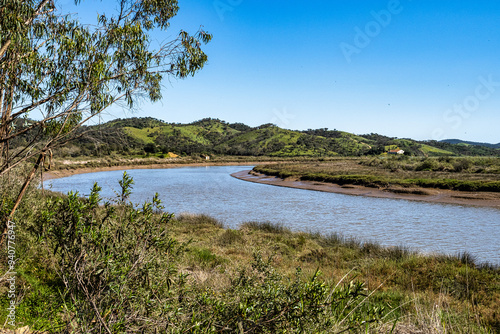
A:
[318,231,362,249]
[456,251,477,266]
[217,229,244,246]
[176,212,224,228]
[241,221,291,234]
[189,247,227,269]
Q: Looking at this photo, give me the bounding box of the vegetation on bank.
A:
[1,172,499,333]
[253,156,500,193]
[46,155,333,173]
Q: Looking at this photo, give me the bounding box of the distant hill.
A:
[440,139,500,149]
[102,118,375,157]
[12,117,500,158]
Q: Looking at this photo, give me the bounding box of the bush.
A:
[415,158,439,171]
[453,158,472,172]
[144,142,158,153]
[218,229,244,246]
[36,177,185,332]
[184,254,389,333]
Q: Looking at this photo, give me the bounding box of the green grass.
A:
[176,125,212,144]
[420,144,455,155]
[123,122,239,147]
[339,131,372,143]
[122,126,156,144]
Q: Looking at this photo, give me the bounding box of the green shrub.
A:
[453,158,472,172]
[36,178,186,332]
[217,229,244,246]
[184,254,391,333]
[415,158,439,171]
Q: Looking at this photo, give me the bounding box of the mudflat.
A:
[232,170,500,208]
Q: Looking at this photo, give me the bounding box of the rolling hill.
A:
[26,117,500,158]
[441,139,500,149]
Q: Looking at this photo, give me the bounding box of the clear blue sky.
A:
[67,0,500,143]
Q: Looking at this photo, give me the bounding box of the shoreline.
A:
[44,163,500,208]
[231,170,500,208]
[43,161,271,180]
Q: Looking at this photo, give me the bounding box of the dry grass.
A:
[165,216,500,333]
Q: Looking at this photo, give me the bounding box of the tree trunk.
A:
[1,152,45,245]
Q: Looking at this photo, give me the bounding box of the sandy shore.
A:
[231,170,500,208]
[43,162,270,180]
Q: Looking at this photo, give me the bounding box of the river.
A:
[45,165,500,265]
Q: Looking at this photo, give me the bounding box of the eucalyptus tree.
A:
[0,0,211,217]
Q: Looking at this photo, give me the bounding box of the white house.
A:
[388,149,404,155]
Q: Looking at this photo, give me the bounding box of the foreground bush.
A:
[184,255,388,333]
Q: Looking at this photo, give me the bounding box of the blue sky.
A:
[67,1,500,143]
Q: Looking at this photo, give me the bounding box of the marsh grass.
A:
[175,217,500,332]
[254,157,500,192]
[177,212,225,228]
[189,247,227,269]
[241,221,291,234]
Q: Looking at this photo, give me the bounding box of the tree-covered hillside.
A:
[440,139,500,149]
[13,117,500,158]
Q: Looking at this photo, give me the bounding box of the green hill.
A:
[441,139,500,149]
[24,117,500,158]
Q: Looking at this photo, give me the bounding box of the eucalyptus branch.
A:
[1,0,212,245]
[0,0,52,59]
